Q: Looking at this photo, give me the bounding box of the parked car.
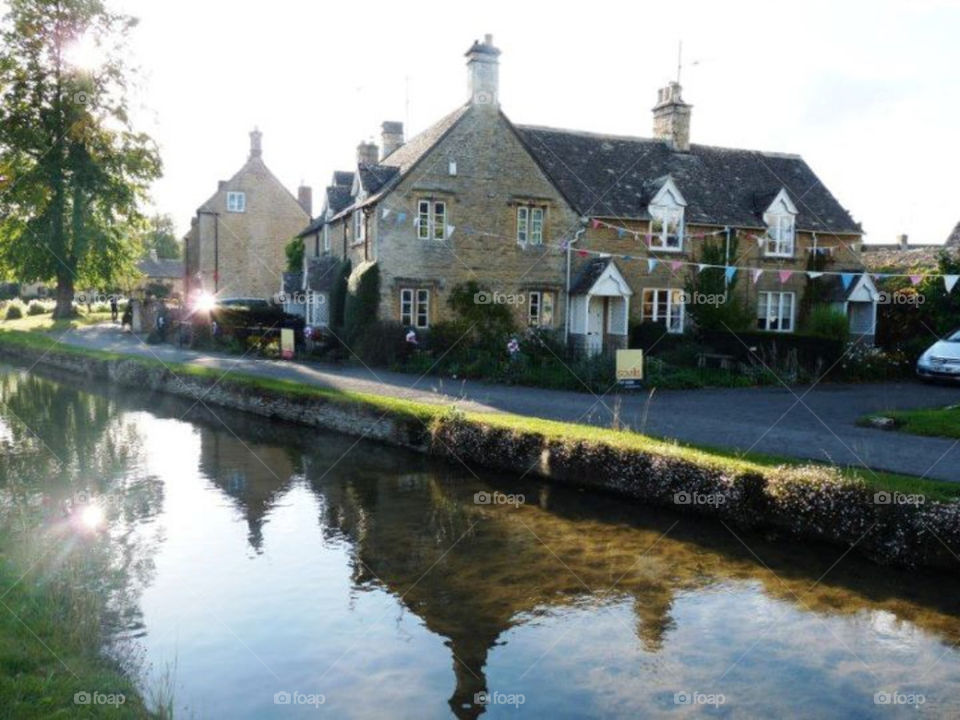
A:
[916,329,960,381]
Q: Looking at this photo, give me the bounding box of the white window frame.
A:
[649,205,684,252]
[352,211,364,246]
[641,288,685,333]
[517,206,545,246]
[226,191,246,213]
[322,224,330,253]
[417,199,446,241]
[400,288,430,329]
[765,214,796,257]
[757,291,795,333]
[527,291,555,327]
[306,291,329,328]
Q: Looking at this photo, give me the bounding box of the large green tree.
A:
[142,213,180,259]
[0,0,161,317]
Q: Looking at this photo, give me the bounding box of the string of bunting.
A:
[375,206,959,293]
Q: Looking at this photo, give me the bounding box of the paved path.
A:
[48,324,960,482]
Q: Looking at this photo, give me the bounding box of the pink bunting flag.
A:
[778,270,793,284]
[670,261,683,272]
[644,233,653,245]
[577,249,589,258]
[751,269,763,284]
[910,275,923,286]
[591,219,602,229]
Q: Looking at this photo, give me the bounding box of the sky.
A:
[90,0,960,243]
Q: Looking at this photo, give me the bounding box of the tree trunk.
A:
[52,270,75,319]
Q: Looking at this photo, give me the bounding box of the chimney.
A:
[652,82,692,152]
[357,140,379,166]
[898,234,909,250]
[381,121,404,159]
[298,184,312,216]
[465,34,501,108]
[249,127,263,159]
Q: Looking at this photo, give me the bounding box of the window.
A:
[400,288,430,328]
[517,206,545,245]
[322,224,330,253]
[528,291,554,327]
[649,205,683,251]
[641,288,685,333]
[765,214,795,257]
[226,192,245,213]
[352,211,364,245]
[757,291,794,332]
[306,292,329,328]
[417,200,447,241]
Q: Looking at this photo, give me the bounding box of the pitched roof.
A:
[947,221,960,248]
[282,271,302,295]
[515,125,862,235]
[569,257,610,294]
[332,171,354,187]
[357,163,399,194]
[297,183,355,237]
[305,255,342,292]
[138,256,183,279]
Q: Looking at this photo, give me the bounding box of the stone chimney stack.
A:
[465,34,501,108]
[652,82,692,152]
[898,234,909,250]
[298,184,312,216]
[357,140,379,166]
[380,121,404,160]
[249,127,263,159]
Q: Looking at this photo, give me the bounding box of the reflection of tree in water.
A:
[0,368,165,667]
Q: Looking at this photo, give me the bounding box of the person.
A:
[121,302,132,330]
[109,296,118,323]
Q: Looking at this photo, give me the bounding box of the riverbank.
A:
[1,327,958,569]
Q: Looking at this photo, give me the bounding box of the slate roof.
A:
[297,183,356,237]
[137,256,183,279]
[357,163,399,194]
[813,275,860,303]
[569,257,611,295]
[515,125,862,235]
[332,171,354,187]
[305,255,342,292]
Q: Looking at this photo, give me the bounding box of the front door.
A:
[586,296,606,356]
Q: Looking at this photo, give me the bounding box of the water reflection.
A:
[2,365,960,718]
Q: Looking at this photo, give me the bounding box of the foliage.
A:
[5,302,23,320]
[838,345,913,382]
[0,0,162,317]
[804,305,850,343]
[327,258,351,332]
[797,250,834,328]
[140,214,180,259]
[26,300,47,316]
[863,405,960,440]
[684,234,752,331]
[343,262,380,344]
[284,236,304,273]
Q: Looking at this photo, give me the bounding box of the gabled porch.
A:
[567,258,633,356]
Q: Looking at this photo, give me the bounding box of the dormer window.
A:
[226,191,245,213]
[763,189,798,258]
[648,178,686,252]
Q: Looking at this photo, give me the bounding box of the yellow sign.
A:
[616,349,644,382]
[280,328,295,360]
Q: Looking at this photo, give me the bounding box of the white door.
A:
[586,296,604,355]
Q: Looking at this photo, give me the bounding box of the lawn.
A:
[861,405,960,441]
[0,311,113,333]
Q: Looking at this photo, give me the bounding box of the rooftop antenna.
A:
[676,40,683,85]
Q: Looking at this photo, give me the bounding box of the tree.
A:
[684,233,752,331]
[0,0,161,317]
[142,213,180,259]
[284,236,304,273]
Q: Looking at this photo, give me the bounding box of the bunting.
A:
[779,270,793,284]
[725,266,737,283]
[841,273,855,291]
[751,268,763,284]
[946,275,960,294]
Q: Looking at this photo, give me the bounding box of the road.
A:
[48,324,960,482]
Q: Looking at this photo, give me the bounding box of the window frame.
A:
[757,291,795,333]
[765,214,795,257]
[226,191,246,213]
[352,210,364,246]
[400,287,430,329]
[649,204,684,252]
[641,288,685,333]
[516,205,545,246]
[417,199,447,241]
[322,224,330,253]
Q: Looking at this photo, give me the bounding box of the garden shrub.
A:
[4,302,23,320]
[344,262,379,344]
[804,305,850,342]
[26,301,47,316]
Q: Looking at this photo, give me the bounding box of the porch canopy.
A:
[568,257,633,354]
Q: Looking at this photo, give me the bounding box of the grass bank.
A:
[1,326,959,567]
[860,405,960,441]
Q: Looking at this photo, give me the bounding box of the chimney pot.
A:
[465,33,501,108]
[249,127,262,159]
[298,185,313,216]
[652,82,692,152]
[357,141,379,166]
[898,233,909,250]
[380,121,404,160]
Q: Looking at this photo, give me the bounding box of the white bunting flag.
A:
[381,208,391,219]
[751,268,763,284]
[807,272,824,279]
[946,275,960,294]
[446,224,455,239]
[697,263,709,273]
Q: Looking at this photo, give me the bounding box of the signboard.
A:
[616,349,644,385]
[280,328,295,360]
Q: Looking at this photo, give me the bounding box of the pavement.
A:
[48,324,960,482]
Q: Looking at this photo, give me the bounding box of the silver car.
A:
[917,329,960,381]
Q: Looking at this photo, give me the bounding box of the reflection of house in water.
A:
[198,429,299,551]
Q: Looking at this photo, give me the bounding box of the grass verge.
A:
[860,405,960,442]
[2,325,958,503]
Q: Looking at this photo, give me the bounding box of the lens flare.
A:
[79,503,106,531]
[194,292,217,313]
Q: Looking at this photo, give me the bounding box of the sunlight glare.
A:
[79,503,106,531]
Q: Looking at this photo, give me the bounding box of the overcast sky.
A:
[98,0,960,243]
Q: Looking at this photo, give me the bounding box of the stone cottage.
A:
[184,129,312,301]
[297,35,871,351]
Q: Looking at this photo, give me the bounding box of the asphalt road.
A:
[52,324,960,482]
